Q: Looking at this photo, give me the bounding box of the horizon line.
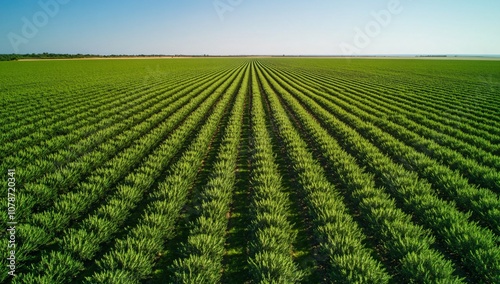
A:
[2,53,500,57]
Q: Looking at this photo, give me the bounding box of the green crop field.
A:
[1,58,500,283]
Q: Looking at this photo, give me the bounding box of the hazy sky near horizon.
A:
[1,0,499,55]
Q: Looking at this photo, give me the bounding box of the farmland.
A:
[1,58,499,283]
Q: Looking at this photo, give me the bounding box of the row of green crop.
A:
[12,64,249,284]
[0,80,138,151]
[265,64,500,235]
[170,64,249,283]
[0,60,239,150]
[380,75,500,119]
[0,61,140,112]
[333,61,500,124]
[0,65,226,171]
[280,61,500,142]
[1,64,230,189]
[381,115,500,171]
[374,113,500,190]
[324,79,500,171]
[386,113,500,157]
[256,64,391,283]
[0,81,116,127]
[86,64,248,283]
[0,59,227,120]
[245,63,303,283]
[257,63,463,282]
[1,66,240,232]
[290,65,500,154]
[268,64,500,212]
[0,74,164,142]
[358,76,500,137]
[282,63,500,151]
[1,66,246,282]
[300,67,500,165]
[259,62,500,283]
[394,80,500,124]
[1,71,195,176]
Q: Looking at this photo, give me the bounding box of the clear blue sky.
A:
[1,0,499,55]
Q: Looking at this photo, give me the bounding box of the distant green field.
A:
[1,58,499,283]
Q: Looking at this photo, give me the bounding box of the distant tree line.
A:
[0,53,174,61]
[0,53,93,61]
